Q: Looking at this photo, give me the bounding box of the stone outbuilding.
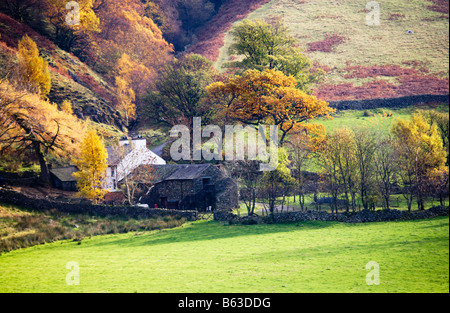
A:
[49,166,78,191]
[142,164,238,212]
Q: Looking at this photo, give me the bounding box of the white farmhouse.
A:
[105,136,166,191]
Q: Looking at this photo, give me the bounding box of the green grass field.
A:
[311,103,449,134]
[0,217,448,293]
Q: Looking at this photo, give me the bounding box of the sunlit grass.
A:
[0,217,447,293]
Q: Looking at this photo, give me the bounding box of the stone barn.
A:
[143,164,238,212]
[49,166,78,191]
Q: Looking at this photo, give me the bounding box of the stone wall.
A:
[215,177,239,211]
[0,189,198,221]
[214,206,449,224]
[329,94,449,111]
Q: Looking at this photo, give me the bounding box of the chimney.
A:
[119,136,130,147]
[132,135,147,150]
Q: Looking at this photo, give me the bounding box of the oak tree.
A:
[227,19,324,92]
[207,69,333,146]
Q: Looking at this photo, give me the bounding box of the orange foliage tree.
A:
[206,69,334,146]
[95,0,174,96]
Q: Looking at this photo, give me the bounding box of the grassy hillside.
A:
[215,0,449,101]
[0,217,448,293]
[311,102,449,134]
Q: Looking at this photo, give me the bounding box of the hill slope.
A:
[0,13,125,132]
[209,0,449,101]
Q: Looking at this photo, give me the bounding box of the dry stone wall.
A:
[0,189,198,221]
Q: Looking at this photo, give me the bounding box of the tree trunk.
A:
[34,142,50,186]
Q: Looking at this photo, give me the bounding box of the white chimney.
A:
[132,135,147,150]
[119,136,130,147]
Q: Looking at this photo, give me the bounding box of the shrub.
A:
[363,110,374,117]
[307,34,346,53]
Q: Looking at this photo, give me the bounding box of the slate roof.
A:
[148,164,180,183]
[50,166,78,182]
[164,164,212,181]
[139,164,213,184]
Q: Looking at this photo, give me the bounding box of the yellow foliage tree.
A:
[60,99,74,115]
[72,130,108,204]
[44,0,100,51]
[287,123,326,210]
[319,127,359,213]
[392,112,447,211]
[115,54,137,126]
[15,35,51,98]
[207,69,334,146]
[0,80,86,183]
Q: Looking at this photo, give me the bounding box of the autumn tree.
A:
[420,110,449,166]
[114,55,137,127]
[392,112,447,211]
[227,160,263,216]
[44,0,100,54]
[143,0,185,49]
[427,166,449,207]
[352,125,377,210]
[227,19,324,92]
[95,0,174,94]
[0,80,86,184]
[60,99,74,115]
[72,130,108,204]
[14,35,51,98]
[287,124,326,211]
[207,69,333,146]
[115,77,136,127]
[319,128,359,212]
